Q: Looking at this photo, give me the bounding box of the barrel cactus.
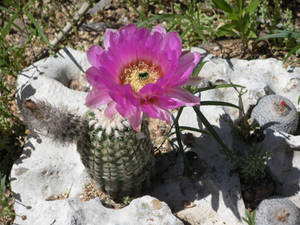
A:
[255,197,300,225]
[251,95,299,134]
[77,109,155,199]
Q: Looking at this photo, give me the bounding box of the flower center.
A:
[120,61,163,92]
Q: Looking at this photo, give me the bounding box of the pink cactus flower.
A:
[85,24,201,131]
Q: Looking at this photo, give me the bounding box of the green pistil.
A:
[138,72,149,80]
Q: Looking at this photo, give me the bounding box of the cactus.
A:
[251,95,299,134]
[255,197,300,225]
[23,99,155,200]
[77,109,155,199]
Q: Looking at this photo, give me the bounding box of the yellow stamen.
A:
[120,61,163,92]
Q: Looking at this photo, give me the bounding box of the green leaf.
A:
[212,0,233,13]
[298,96,300,105]
[200,101,241,109]
[235,0,243,11]
[193,106,233,159]
[246,0,260,14]
[216,24,238,37]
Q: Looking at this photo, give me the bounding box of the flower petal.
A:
[87,45,104,68]
[119,24,138,42]
[141,103,171,124]
[151,24,167,35]
[128,107,143,131]
[166,52,201,87]
[104,101,117,118]
[110,85,140,117]
[167,87,200,107]
[86,67,104,89]
[85,88,112,108]
[104,29,120,50]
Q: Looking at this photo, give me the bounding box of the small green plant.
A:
[133,0,221,46]
[212,0,260,46]
[0,174,14,218]
[242,209,256,225]
[239,146,271,180]
[122,196,133,205]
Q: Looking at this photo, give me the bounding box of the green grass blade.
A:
[178,126,210,135]
[284,44,300,62]
[196,83,245,93]
[257,30,300,41]
[191,61,207,78]
[23,8,51,47]
[138,14,184,27]
[1,13,18,40]
[0,5,13,14]
[200,101,241,109]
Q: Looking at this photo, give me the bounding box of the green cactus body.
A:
[77,109,155,199]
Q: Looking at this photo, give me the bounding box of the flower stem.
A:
[193,106,234,161]
[174,107,193,172]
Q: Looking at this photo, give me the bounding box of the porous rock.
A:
[255,197,300,225]
[251,95,299,134]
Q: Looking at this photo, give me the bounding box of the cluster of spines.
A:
[23,99,88,143]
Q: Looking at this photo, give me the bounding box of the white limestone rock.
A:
[69,196,183,225]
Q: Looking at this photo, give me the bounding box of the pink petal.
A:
[155,95,183,109]
[98,51,120,80]
[119,24,138,42]
[104,29,120,50]
[87,45,104,68]
[104,101,117,118]
[85,88,112,108]
[169,52,201,87]
[86,67,104,89]
[167,87,200,107]
[128,108,143,131]
[162,32,182,60]
[151,24,167,35]
[110,85,140,117]
[141,102,171,123]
